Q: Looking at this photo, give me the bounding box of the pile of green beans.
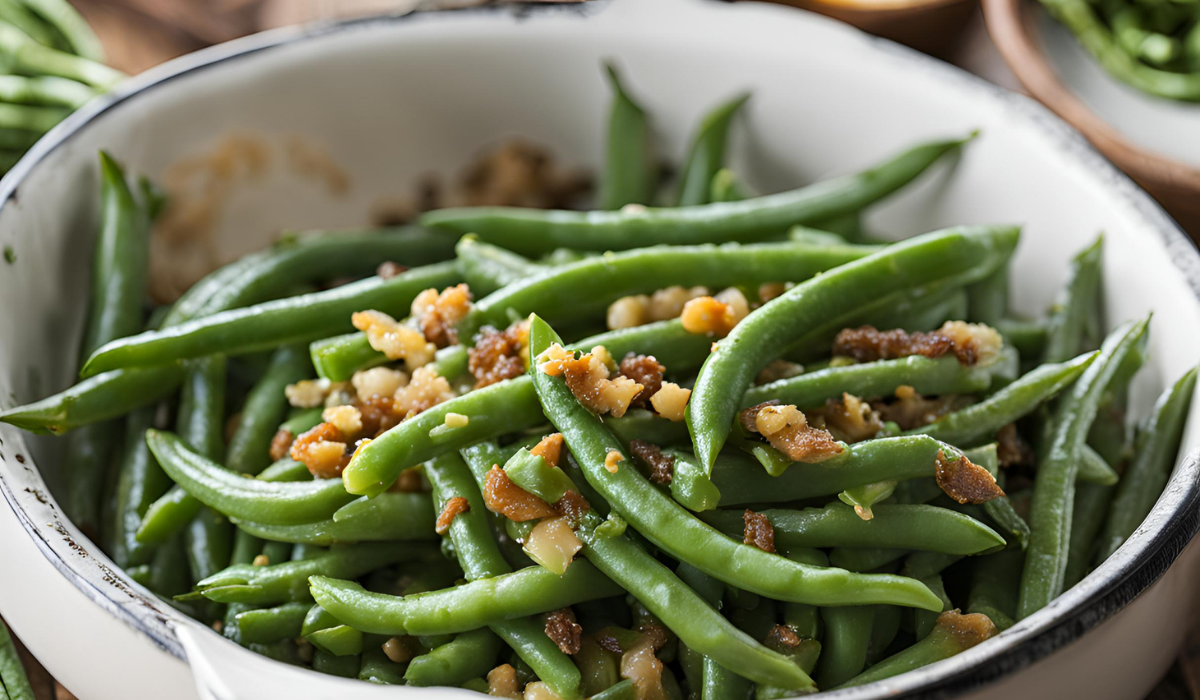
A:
[1041,0,1200,101]
[0,619,34,700]
[0,1,120,173]
[4,63,1195,697]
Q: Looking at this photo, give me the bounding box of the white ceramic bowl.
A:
[1,1,1198,698]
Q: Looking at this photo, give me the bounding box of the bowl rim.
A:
[0,1,1199,698]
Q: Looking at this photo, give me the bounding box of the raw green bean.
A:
[815,606,874,688]
[1097,365,1197,561]
[232,493,437,546]
[457,240,877,341]
[677,93,749,206]
[1018,318,1149,618]
[0,20,122,88]
[420,136,971,255]
[191,542,435,605]
[527,316,942,611]
[700,503,1004,554]
[82,261,460,375]
[309,561,623,636]
[405,628,503,687]
[225,344,311,476]
[457,235,543,297]
[688,224,1020,472]
[835,611,997,688]
[1042,236,1104,364]
[0,619,33,700]
[17,0,105,61]
[598,63,655,210]
[910,350,1098,445]
[235,602,310,644]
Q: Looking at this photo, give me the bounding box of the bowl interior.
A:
[0,0,1198,696]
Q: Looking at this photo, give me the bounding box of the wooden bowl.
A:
[756,0,978,57]
[983,0,1200,236]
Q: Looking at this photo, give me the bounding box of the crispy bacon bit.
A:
[554,490,591,525]
[484,466,558,521]
[619,354,664,408]
[359,395,401,437]
[933,610,998,651]
[352,366,407,402]
[996,423,1034,469]
[531,433,565,468]
[936,321,1003,366]
[436,495,470,535]
[649,382,690,422]
[605,451,624,473]
[832,326,954,363]
[469,321,529,389]
[376,261,407,279]
[353,309,436,367]
[746,403,844,463]
[393,366,454,419]
[743,509,776,553]
[290,422,351,478]
[538,344,643,418]
[756,360,804,385]
[545,608,583,655]
[269,429,294,462]
[765,624,802,652]
[412,283,474,348]
[630,440,673,485]
[812,393,884,443]
[488,664,522,699]
[873,385,964,430]
[936,450,1005,504]
[392,466,425,493]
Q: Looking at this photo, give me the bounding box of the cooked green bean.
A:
[18,0,105,61]
[677,93,749,206]
[420,136,971,255]
[689,224,1020,472]
[1042,236,1104,364]
[226,344,311,476]
[405,628,504,687]
[304,605,364,656]
[815,606,874,688]
[232,493,437,546]
[236,602,311,645]
[967,547,1022,631]
[457,235,543,297]
[0,20,121,88]
[0,73,93,108]
[835,611,997,688]
[108,407,169,567]
[1018,318,1149,618]
[598,63,655,210]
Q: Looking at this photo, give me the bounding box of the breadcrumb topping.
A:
[322,404,363,436]
[538,344,643,418]
[411,283,474,348]
[290,422,351,478]
[353,309,437,368]
[680,289,749,337]
[352,366,408,402]
[488,664,522,699]
[833,322,1002,367]
[936,321,1004,366]
[619,354,664,408]
[392,366,455,419]
[544,608,583,655]
[873,385,966,430]
[810,393,883,443]
[933,610,998,650]
[606,286,709,330]
[649,382,690,422]
[604,451,624,473]
[484,466,557,522]
[269,429,294,462]
[285,378,333,408]
[740,402,844,463]
[469,321,530,389]
[620,638,667,700]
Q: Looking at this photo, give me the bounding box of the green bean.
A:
[677,93,749,206]
[0,129,38,151]
[143,429,356,531]
[828,547,908,573]
[911,574,953,641]
[146,532,191,599]
[910,350,1099,445]
[0,0,57,48]
[257,457,311,483]
[0,619,33,700]
[343,319,713,498]
[592,679,636,700]
[903,552,963,581]
[868,606,902,665]
[815,606,874,688]
[225,344,311,476]
[235,602,310,644]
[3,228,446,434]
[178,356,232,595]
[689,224,1020,472]
[743,350,1010,411]
[313,650,359,677]
[303,605,364,656]
[404,628,503,687]
[222,528,265,643]
[701,503,1004,554]
[17,0,105,61]
[310,333,389,382]
[420,136,971,255]
[0,73,93,108]
[0,102,67,131]
[997,318,1048,360]
[359,636,408,684]
[82,261,460,375]
[309,561,622,636]
[457,240,877,341]
[190,542,434,605]
[709,168,749,203]
[967,547,1022,631]
[527,316,941,611]
[0,20,121,88]
[966,264,1009,327]
[232,493,436,546]
[658,449,722,512]
[701,655,752,700]
[598,63,655,210]
[1097,365,1197,562]
[607,410,690,447]
[457,235,543,297]
[109,408,170,567]
[835,611,997,688]
[1018,318,1149,618]
[1042,236,1104,364]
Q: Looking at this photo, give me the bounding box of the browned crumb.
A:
[743,509,776,553]
[758,282,788,304]
[539,345,643,418]
[764,624,802,652]
[936,322,1004,366]
[554,490,591,526]
[619,353,664,408]
[811,393,884,443]
[435,496,470,535]
[455,139,591,209]
[996,423,1034,469]
[469,322,528,389]
[392,366,455,419]
[411,284,473,348]
[290,422,351,478]
[932,610,998,650]
[531,433,565,468]
[739,400,781,434]
[745,403,844,463]
[358,395,401,437]
[484,466,558,522]
[872,385,965,430]
[630,440,674,485]
[936,450,1005,504]
[832,326,954,363]
[487,663,522,699]
[637,623,670,653]
[376,261,407,279]
[269,429,294,462]
[545,608,583,655]
[649,382,690,422]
